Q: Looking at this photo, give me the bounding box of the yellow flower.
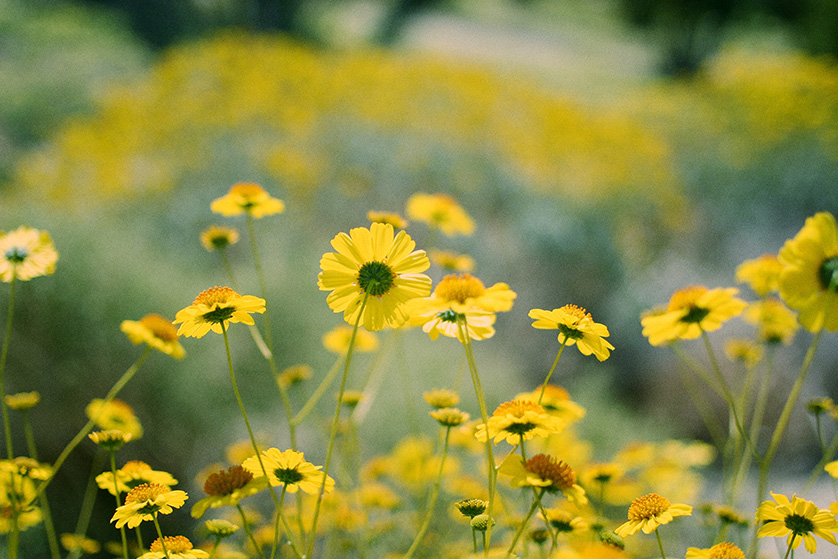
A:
[641,286,747,346]
[0,226,58,282]
[317,222,431,331]
[322,325,379,354]
[514,385,586,424]
[191,465,268,518]
[210,182,285,218]
[88,429,132,451]
[778,211,838,332]
[277,364,313,387]
[85,398,143,439]
[723,338,764,367]
[121,313,185,359]
[539,507,590,535]
[825,461,838,478]
[4,391,40,411]
[367,210,408,229]
[405,192,475,236]
[429,249,475,272]
[756,492,838,553]
[614,493,692,536]
[498,453,587,506]
[200,225,239,251]
[529,305,614,361]
[110,483,188,529]
[96,460,178,496]
[242,448,335,495]
[685,542,745,559]
[429,407,470,427]
[423,388,460,408]
[475,400,564,445]
[174,286,266,338]
[60,533,101,555]
[742,298,799,344]
[138,536,209,559]
[736,254,782,296]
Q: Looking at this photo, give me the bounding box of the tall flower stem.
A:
[0,275,18,458]
[404,425,453,559]
[21,410,60,559]
[457,316,496,555]
[654,529,667,559]
[537,341,566,405]
[66,450,106,559]
[238,504,267,559]
[506,489,545,556]
[291,355,344,427]
[108,450,130,559]
[305,292,370,559]
[152,515,171,559]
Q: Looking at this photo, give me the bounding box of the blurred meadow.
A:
[1,0,837,557]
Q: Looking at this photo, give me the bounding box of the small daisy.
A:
[0,226,58,282]
[174,286,266,338]
[756,492,838,553]
[736,254,783,297]
[429,249,475,272]
[137,536,209,559]
[322,325,379,354]
[95,460,177,496]
[121,313,185,359]
[529,305,614,361]
[498,454,587,506]
[614,493,692,537]
[367,210,408,229]
[60,533,101,555]
[110,483,187,529]
[406,192,475,236]
[475,400,564,445]
[4,391,40,411]
[88,430,132,451]
[200,225,239,252]
[686,542,745,559]
[191,465,268,518]
[242,448,335,495]
[641,286,747,346]
[210,182,285,218]
[85,398,143,439]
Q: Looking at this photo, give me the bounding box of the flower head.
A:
[277,364,313,388]
[174,286,266,338]
[4,391,40,411]
[742,298,799,344]
[322,325,379,354]
[475,400,564,445]
[429,249,475,272]
[641,286,747,346]
[724,338,764,367]
[205,519,239,538]
[121,313,185,359]
[85,399,143,439]
[429,407,470,427]
[756,491,838,553]
[686,542,746,559]
[455,498,488,518]
[191,465,268,518]
[200,225,239,251]
[110,483,188,529]
[88,430,132,451]
[367,210,408,229]
[736,254,782,297]
[138,536,209,559]
[530,305,614,361]
[499,454,588,505]
[423,388,460,409]
[242,448,335,495]
[406,192,475,236]
[515,386,586,424]
[614,493,692,536]
[318,222,431,331]
[540,507,590,535]
[95,460,177,496]
[778,212,838,331]
[210,182,285,218]
[60,533,101,555]
[0,226,58,282]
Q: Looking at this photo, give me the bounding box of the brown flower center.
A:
[204,466,254,496]
[525,454,576,491]
[494,399,545,418]
[150,535,193,553]
[194,286,237,307]
[558,304,589,322]
[628,493,670,521]
[124,483,169,505]
[139,314,179,342]
[435,274,486,304]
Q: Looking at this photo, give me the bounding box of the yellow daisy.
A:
[742,298,799,345]
[242,448,335,495]
[539,507,590,536]
[88,430,132,451]
[686,542,745,559]
[756,492,838,553]
[640,286,747,346]
[405,192,475,236]
[423,388,460,409]
[210,182,285,218]
[735,254,782,297]
[200,225,239,252]
[614,493,692,537]
[121,313,185,359]
[110,483,188,529]
[95,460,178,496]
[429,249,476,272]
[778,211,838,332]
[723,338,764,367]
[322,324,379,354]
[137,536,209,559]
[474,400,564,445]
[174,286,266,338]
[4,391,40,411]
[85,398,143,439]
[317,222,431,331]
[515,385,586,424]
[191,465,268,518]
[0,226,58,282]
[529,305,614,361]
[367,210,408,229]
[60,533,101,555]
[498,453,588,506]
[825,460,838,478]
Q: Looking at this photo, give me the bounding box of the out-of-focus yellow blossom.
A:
[826,461,838,478]
[174,286,266,338]
[60,533,101,555]
[515,385,586,425]
[756,492,838,553]
[356,482,400,510]
[367,436,459,493]
[641,286,747,346]
[498,454,587,506]
[551,542,631,559]
[539,507,589,536]
[686,542,745,559]
[430,407,470,427]
[736,254,782,297]
[423,388,460,409]
[406,192,475,236]
[475,400,564,445]
[111,483,188,529]
[226,438,266,466]
[4,391,40,411]
[88,429,132,451]
[529,305,614,361]
[276,364,313,387]
[742,298,799,344]
[724,338,764,367]
[121,313,185,359]
[367,210,408,229]
[85,398,143,439]
[138,536,209,559]
[322,324,379,354]
[0,226,58,282]
[210,182,284,219]
[200,225,239,252]
[96,460,177,496]
[614,493,692,537]
[204,518,239,538]
[429,249,475,273]
[318,222,431,331]
[778,211,838,332]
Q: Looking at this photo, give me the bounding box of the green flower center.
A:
[819,256,838,292]
[357,261,396,296]
[505,422,536,435]
[681,305,710,324]
[202,306,235,324]
[438,310,461,323]
[274,467,305,485]
[550,520,574,533]
[557,324,584,340]
[4,247,27,263]
[784,513,815,535]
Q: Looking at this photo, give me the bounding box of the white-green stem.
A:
[538,341,566,405]
[0,275,18,459]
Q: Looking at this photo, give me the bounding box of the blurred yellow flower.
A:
[742,298,799,344]
[529,305,614,361]
[686,542,745,559]
[96,460,177,496]
[825,461,838,478]
[498,453,587,506]
[475,400,564,445]
[406,192,475,236]
[539,507,589,535]
[735,254,782,297]
[88,429,132,451]
[121,313,185,358]
[322,325,379,354]
[60,533,101,555]
[242,448,334,495]
[756,492,838,553]
[318,222,431,331]
[138,536,209,559]
[4,391,40,411]
[276,364,313,387]
[515,385,586,424]
[85,398,143,439]
[429,249,475,272]
[111,483,187,529]
[778,211,838,332]
[641,286,747,346]
[423,388,460,409]
[367,210,408,229]
[210,182,285,219]
[429,407,470,427]
[174,286,266,338]
[191,465,268,518]
[614,493,692,537]
[0,226,58,282]
[200,225,239,252]
[723,338,764,367]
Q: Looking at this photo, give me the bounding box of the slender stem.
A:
[305,292,370,559]
[805,431,838,491]
[238,504,267,559]
[404,426,452,559]
[654,528,666,559]
[21,410,60,559]
[538,342,566,405]
[246,214,273,351]
[291,354,344,426]
[152,514,171,559]
[0,275,18,458]
[108,450,130,559]
[506,489,544,556]
[782,535,796,559]
[70,450,106,553]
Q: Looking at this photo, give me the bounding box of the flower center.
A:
[438,309,461,323]
[357,261,396,296]
[230,183,265,199]
[455,498,487,518]
[627,493,671,521]
[139,314,179,342]
[435,274,486,304]
[150,536,193,553]
[124,483,169,505]
[708,542,746,559]
[784,513,815,535]
[204,466,254,496]
[195,286,237,306]
[493,400,546,419]
[819,256,838,292]
[274,467,305,485]
[559,304,589,321]
[668,285,707,311]
[4,247,27,263]
[121,460,151,475]
[525,454,576,491]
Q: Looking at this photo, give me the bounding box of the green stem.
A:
[109,450,130,559]
[0,275,18,458]
[538,342,566,405]
[152,514,171,559]
[69,449,106,558]
[21,410,59,559]
[404,426,452,559]
[238,504,267,559]
[246,214,273,351]
[654,528,666,559]
[291,354,344,426]
[782,535,796,559]
[805,431,838,491]
[305,292,370,559]
[506,489,544,556]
